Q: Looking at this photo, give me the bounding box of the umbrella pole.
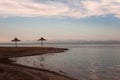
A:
[15,41,17,47]
[41,41,43,47]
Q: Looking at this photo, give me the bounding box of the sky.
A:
[0,0,120,42]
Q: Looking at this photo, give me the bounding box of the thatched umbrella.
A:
[11,37,21,47]
[38,37,46,47]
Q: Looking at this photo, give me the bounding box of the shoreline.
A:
[0,47,68,58]
[0,62,77,80]
[0,47,77,80]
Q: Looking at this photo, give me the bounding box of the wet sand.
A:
[0,63,76,80]
[0,47,68,58]
[0,47,76,80]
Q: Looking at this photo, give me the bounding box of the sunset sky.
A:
[0,0,120,42]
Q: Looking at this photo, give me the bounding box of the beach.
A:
[0,47,68,58]
[0,47,76,80]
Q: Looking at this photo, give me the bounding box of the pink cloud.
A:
[0,0,120,19]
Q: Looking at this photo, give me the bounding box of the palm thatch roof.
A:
[12,37,21,42]
[38,37,46,41]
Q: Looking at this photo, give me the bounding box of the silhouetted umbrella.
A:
[38,37,46,47]
[11,37,21,47]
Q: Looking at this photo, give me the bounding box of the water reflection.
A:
[11,45,120,80]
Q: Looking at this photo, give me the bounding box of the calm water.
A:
[11,44,120,80]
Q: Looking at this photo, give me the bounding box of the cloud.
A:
[0,0,69,17]
[0,0,120,19]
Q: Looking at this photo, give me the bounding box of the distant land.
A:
[0,40,120,45]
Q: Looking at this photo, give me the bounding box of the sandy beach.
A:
[0,63,76,80]
[0,47,76,80]
[0,47,68,58]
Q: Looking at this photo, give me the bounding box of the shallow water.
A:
[11,44,120,80]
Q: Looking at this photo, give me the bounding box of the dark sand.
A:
[0,47,76,80]
[0,47,68,58]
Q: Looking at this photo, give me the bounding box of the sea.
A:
[2,43,120,80]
